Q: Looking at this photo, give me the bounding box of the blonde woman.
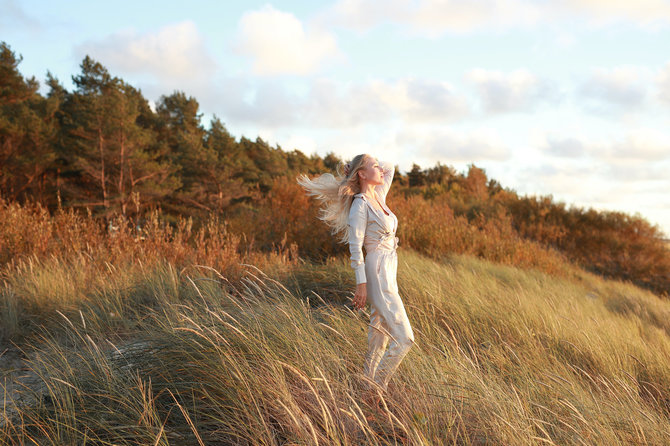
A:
[298,154,415,393]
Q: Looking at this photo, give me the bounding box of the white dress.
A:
[347,162,415,391]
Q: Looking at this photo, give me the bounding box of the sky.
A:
[3,0,670,236]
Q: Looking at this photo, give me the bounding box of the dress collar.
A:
[354,191,394,232]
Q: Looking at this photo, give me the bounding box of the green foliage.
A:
[0,42,57,204]
[59,57,178,217]
[407,163,426,187]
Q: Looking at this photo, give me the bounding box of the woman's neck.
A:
[360,183,388,214]
[360,183,376,199]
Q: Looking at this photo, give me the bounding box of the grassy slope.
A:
[1,249,670,445]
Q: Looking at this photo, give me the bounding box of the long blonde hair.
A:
[297,154,371,244]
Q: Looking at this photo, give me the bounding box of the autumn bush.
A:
[0,198,296,284]
[221,179,571,279]
[225,177,341,260]
[506,196,670,295]
[391,192,570,276]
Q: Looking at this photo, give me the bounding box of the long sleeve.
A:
[348,197,367,284]
[375,161,395,201]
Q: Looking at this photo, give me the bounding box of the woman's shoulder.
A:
[349,194,367,215]
[352,193,370,208]
[351,194,366,206]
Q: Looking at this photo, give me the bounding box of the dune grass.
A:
[1,248,670,445]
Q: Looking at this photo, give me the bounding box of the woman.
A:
[298,154,415,393]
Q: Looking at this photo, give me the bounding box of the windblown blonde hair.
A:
[297,154,371,244]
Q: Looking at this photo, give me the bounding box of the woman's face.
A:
[359,157,383,186]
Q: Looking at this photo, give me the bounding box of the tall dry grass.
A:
[2,197,670,445]
[0,199,297,343]
[2,247,670,445]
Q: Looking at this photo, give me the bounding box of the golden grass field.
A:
[2,244,670,445]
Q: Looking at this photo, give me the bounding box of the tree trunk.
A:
[98,126,107,209]
[119,128,126,216]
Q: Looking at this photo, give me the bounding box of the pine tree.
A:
[203,116,248,211]
[61,56,178,217]
[0,42,57,204]
[408,163,426,187]
[154,92,211,216]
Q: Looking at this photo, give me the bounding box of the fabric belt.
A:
[366,236,399,253]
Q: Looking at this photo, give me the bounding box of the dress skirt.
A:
[362,246,414,391]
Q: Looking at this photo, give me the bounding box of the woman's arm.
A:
[348,197,367,285]
[375,161,395,201]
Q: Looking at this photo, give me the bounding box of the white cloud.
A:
[306,78,468,125]
[224,80,301,126]
[554,32,577,48]
[403,78,470,119]
[326,0,670,35]
[578,67,648,111]
[76,21,217,82]
[408,0,542,34]
[325,0,542,35]
[0,0,42,31]
[236,5,342,75]
[609,129,670,162]
[216,78,389,127]
[282,134,318,153]
[604,163,670,182]
[305,79,392,125]
[326,0,406,31]
[513,163,670,221]
[541,129,670,163]
[543,136,588,158]
[396,127,511,162]
[466,69,558,113]
[515,164,599,199]
[657,62,670,104]
[222,77,469,128]
[559,0,670,27]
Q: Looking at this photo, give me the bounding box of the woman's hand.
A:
[343,163,351,177]
[353,283,367,310]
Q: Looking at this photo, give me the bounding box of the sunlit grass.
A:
[2,248,669,445]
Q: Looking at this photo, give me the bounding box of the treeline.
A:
[0,42,334,221]
[1,42,669,295]
[396,165,670,293]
